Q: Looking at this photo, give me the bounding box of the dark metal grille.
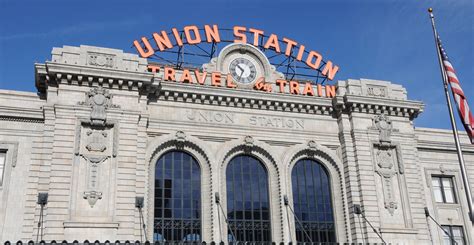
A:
[226,155,271,242]
[154,151,201,242]
[292,159,336,243]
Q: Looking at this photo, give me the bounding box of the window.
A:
[292,159,336,243]
[226,155,271,242]
[432,176,457,204]
[154,151,201,242]
[0,151,5,186]
[441,225,465,245]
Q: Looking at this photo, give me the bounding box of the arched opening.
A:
[291,159,336,242]
[154,151,201,242]
[226,155,271,242]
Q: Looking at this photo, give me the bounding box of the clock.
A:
[229,58,257,84]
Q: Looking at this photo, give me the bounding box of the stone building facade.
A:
[0,44,473,244]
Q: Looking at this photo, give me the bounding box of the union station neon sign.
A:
[133,25,338,98]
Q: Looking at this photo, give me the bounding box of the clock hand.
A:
[237,72,243,82]
[236,65,244,74]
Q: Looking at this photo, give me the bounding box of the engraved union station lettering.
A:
[186,110,235,124]
[185,110,304,129]
[249,115,304,129]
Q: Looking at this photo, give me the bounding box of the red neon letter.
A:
[305,51,322,69]
[289,81,300,94]
[249,28,264,46]
[164,67,176,81]
[171,28,183,46]
[133,37,154,58]
[184,25,202,45]
[211,72,221,86]
[153,31,173,51]
[264,34,281,53]
[204,24,221,43]
[276,79,287,93]
[147,65,160,73]
[226,74,237,88]
[296,45,305,61]
[282,37,297,56]
[303,82,315,96]
[180,69,193,83]
[233,26,247,43]
[194,70,207,85]
[322,61,339,80]
[326,85,336,98]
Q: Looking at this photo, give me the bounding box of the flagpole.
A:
[428,8,474,222]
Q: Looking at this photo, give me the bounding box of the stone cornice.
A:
[157,82,335,115]
[0,116,44,124]
[416,140,474,153]
[35,62,160,95]
[0,106,44,123]
[333,94,424,119]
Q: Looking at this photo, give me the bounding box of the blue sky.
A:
[0,0,472,131]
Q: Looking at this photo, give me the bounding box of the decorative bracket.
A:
[243,136,255,153]
[83,190,103,208]
[175,131,186,149]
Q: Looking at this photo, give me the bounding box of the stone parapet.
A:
[35,45,159,96]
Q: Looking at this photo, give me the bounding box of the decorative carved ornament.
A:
[175,131,186,142]
[74,88,120,209]
[375,149,398,215]
[374,114,393,145]
[78,87,119,127]
[81,155,108,208]
[367,86,387,98]
[174,131,186,149]
[243,136,255,152]
[85,130,108,152]
[83,190,103,208]
[87,52,115,68]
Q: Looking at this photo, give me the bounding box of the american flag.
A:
[438,36,474,144]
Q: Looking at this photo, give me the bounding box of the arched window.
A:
[226,155,271,242]
[154,151,201,242]
[291,159,336,242]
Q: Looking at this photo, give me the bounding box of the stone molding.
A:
[0,106,44,123]
[35,62,160,96]
[333,95,423,119]
[0,141,19,168]
[63,221,119,229]
[159,82,335,115]
[0,116,44,124]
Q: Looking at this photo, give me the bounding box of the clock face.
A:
[229,58,257,84]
